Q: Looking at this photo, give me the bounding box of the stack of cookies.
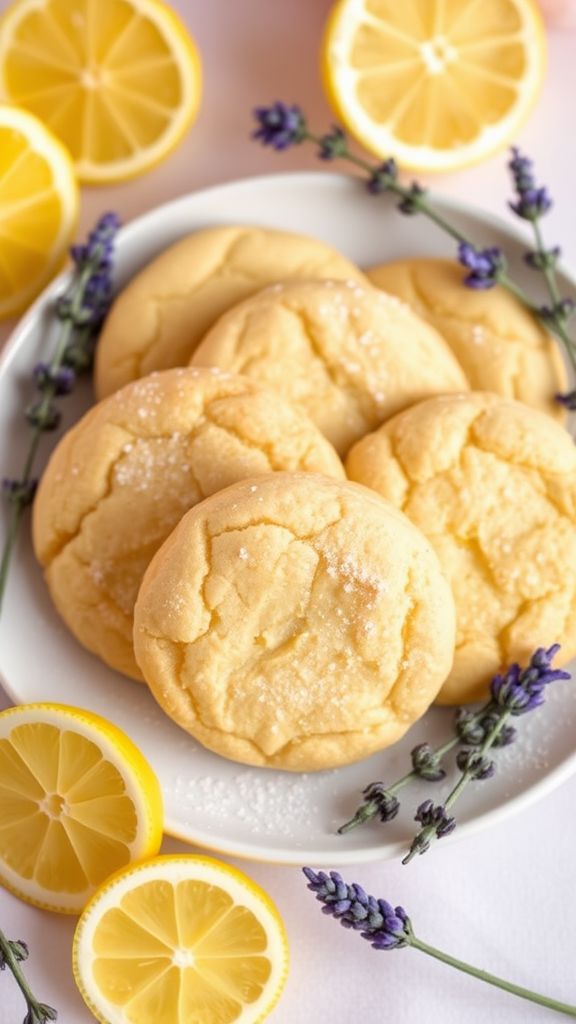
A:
[33,226,576,771]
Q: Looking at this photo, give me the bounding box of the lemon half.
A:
[322,0,546,172]
[0,0,202,183]
[73,854,289,1024]
[0,104,77,318]
[0,703,163,913]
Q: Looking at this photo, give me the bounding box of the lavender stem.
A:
[403,711,510,865]
[411,937,576,1018]
[0,927,57,1022]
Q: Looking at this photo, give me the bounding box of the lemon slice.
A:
[0,0,202,183]
[322,0,546,172]
[0,703,163,913]
[0,104,77,318]
[73,854,289,1024]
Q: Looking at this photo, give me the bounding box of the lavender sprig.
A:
[303,869,576,1018]
[252,104,576,390]
[403,645,569,864]
[0,212,120,615]
[338,705,507,835]
[0,928,57,1022]
[507,147,576,401]
[338,647,565,839]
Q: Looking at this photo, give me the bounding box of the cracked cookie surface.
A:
[346,392,576,704]
[33,369,344,681]
[94,225,367,399]
[367,258,566,417]
[191,278,468,456]
[133,473,455,771]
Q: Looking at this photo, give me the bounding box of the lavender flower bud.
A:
[366,159,397,194]
[456,749,496,780]
[508,147,552,220]
[490,646,570,716]
[317,125,347,160]
[303,868,412,950]
[458,242,504,290]
[397,182,426,214]
[33,363,75,396]
[410,743,446,781]
[252,102,306,150]
[25,400,61,432]
[414,800,456,838]
[510,187,552,220]
[362,782,400,823]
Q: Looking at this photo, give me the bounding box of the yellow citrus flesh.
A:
[0,0,202,183]
[0,103,77,318]
[73,855,289,1024]
[321,0,546,172]
[0,704,163,913]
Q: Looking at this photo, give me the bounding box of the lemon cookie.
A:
[33,368,344,681]
[366,258,566,417]
[95,226,367,398]
[191,278,468,456]
[346,392,576,704]
[133,473,456,771]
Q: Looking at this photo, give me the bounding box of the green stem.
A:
[0,927,54,1021]
[411,936,576,1018]
[534,220,562,303]
[530,219,576,379]
[0,502,25,614]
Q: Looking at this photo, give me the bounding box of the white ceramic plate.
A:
[1,172,575,865]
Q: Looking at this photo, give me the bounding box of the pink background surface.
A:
[1,2,576,1022]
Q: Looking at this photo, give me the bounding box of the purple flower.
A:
[362,782,400,822]
[58,211,121,330]
[303,868,412,950]
[33,363,75,396]
[490,644,570,716]
[414,800,456,839]
[458,242,504,289]
[402,800,456,863]
[337,781,399,833]
[510,186,552,220]
[508,148,552,220]
[366,159,398,194]
[252,102,306,150]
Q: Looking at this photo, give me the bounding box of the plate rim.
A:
[1,168,575,865]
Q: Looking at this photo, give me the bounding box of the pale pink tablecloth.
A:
[1,3,575,1022]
